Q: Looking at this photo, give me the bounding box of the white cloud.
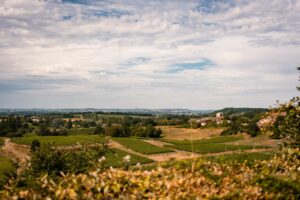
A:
[0,0,299,109]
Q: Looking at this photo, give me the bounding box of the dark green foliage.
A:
[93,125,104,135]
[221,113,262,136]
[0,116,27,137]
[29,143,107,176]
[257,176,300,199]
[105,125,130,137]
[213,108,268,118]
[38,124,67,136]
[30,139,40,152]
[67,119,72,129]
[104,124,162,138]
[271,97,300,146]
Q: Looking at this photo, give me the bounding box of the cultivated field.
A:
[113,137,174,154]
[165,143,269,154]
[161,135,270,154]
[105,148,153,167]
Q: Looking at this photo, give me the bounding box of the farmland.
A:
[162,135,270,154]
[160,135,243,145]
[165,142,270,154]
[105,148,153,167]
[159,126,224,140]
[113,137,174,154]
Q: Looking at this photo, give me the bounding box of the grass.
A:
[161,136,243,145]
[67,128,96,135]
[105,148,153,167]
[165,143,270,154]
[12,135,105,146]
[113,137,174,155]
[0,156,15,179]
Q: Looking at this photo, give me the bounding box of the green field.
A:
[161,136,243,145]
[165,143,270,154]
[204,151,275,165]
[105,148,153,167]
[67,128,96,135]
[12,135,105,146]
[113,137,173,154]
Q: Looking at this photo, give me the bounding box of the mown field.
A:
[161,136,243,145]
[11,135,105,146]
[113,137,174,154]
[159,126,224,140]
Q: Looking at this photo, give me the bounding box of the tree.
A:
[67,119,72,129]
[94,125,104,135]
[31,139,41,152]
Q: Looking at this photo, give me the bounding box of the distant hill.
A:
[212,107,268,116]
[0,108,213,115]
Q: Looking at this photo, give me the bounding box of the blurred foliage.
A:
[0,148,299,199]
[262,97,300,147]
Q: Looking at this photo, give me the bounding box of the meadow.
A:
[113,137,174,154]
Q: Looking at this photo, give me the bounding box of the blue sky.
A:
[0,0,299,109]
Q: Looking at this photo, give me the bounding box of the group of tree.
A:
[0,115,32,137]
[221,111,262,137]
[94,123,162,138]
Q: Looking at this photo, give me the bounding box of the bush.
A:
[29,143,107,176]
[30,139,40,152]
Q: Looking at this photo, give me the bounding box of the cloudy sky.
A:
[0,0,299,109]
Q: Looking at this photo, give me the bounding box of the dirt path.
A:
[1,138,30,174]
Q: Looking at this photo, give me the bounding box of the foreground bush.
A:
[1,148,299,199]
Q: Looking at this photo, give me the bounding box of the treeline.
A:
[0,116,32,137]
[98,124,162,138]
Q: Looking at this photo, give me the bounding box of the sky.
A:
[0,0,299,109]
